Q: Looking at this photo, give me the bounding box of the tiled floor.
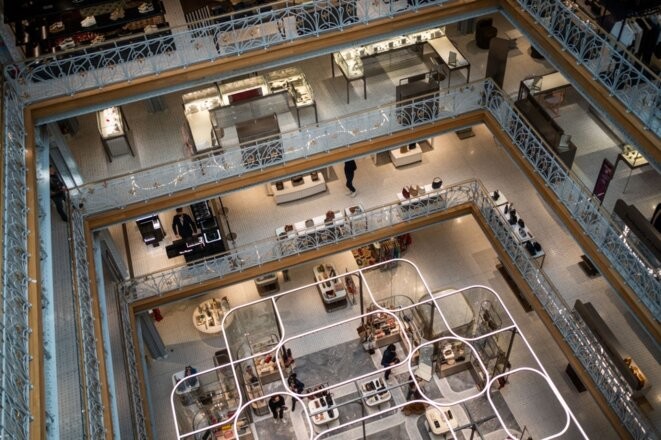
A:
[47,10,661,440]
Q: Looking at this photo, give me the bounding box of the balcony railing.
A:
[70,84,483,213]
[3,0,452,104]
[73,78,658,322]
[121,179,654,439]
[515,0,661,139]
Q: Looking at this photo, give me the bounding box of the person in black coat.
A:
[268,394,286,422]
[49,166,68,222]
[343,160,357,197]
[172,208,197,239]
[380,344,400,381]
[287,373,304,411]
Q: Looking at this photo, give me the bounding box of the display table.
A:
[193,298,231,334]
[615,144,650,192]
[313,263,348,312]
[397,184,445,217]
[425,407,458,436]
[435,342,470,378]
[182,86,223,153]
[426,37,471,89]
[172,370,201,406]
[359,378,391,407]
[308,395,339,426]
[275,210,347,247]
[332,27,444,103]
[265,67,317,124]
[96,106,134,161]
[518,71,570,100]
[390,145,423,167]
[250,335,281,384]
[345,204,367,233]
[497,204,534,244]
[270,173,326,204]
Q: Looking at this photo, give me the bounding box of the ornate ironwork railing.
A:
[123,178,653,439]
[3,0,452,104]
[69,209,109,438]
[471,182,654,440]
[70,85,483,213]
[481,80,660,321]
[0,80,31,440]
[515,0,661,138]
[75,77,658,321]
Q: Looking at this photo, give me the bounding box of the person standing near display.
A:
[268,394,286,422]
[381,344,400,381]
[343,159,358,198]
[172,207,197,239]
[287,373,305,411]
[49,166,68,222]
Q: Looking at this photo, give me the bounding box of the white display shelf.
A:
[307,395,339,426]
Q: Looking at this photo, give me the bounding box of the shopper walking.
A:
[343,159,358,197]
[49,166,68,222]
[287,373,305,411]
[172,207,197,239]
[381,344,400,381]
[268,395,286,422]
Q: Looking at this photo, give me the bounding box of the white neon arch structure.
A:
[170,259,588,440]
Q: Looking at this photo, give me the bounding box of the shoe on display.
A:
[59,38,76,50]
[110,8,125,21]
[81,16,97,28]
[138,2,155,13]
[49,21,65,33]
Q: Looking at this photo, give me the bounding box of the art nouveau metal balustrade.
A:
[3,0,453,103]
[514,0,661,139]
[69,84,483,213]
[169,281,589,439]
[0,84,32,440]
[72,79,658,321]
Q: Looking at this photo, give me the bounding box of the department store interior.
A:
[4,0,660,439]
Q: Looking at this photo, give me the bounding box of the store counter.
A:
[519,71,570,99]
[359,378,391,407]
[193,298,231,334]
[308,395,339,426]
[313,263,348,311]
[425,407,458,436]
[166,233,226,263]
[275,210,347,244]
[426,37,470,88]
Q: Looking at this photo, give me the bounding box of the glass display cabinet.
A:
[96,106,134,161]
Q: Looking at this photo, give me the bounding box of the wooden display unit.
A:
[435,341,470,378]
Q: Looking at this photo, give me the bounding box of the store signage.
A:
[593,158,614,203]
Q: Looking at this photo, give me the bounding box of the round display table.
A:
[193,298,230,334]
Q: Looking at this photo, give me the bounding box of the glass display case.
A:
[96,106,134,161]
[182,86,223,153]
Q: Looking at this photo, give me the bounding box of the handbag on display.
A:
[400,145,408,153]
[275,181,284,191]
[409,142,417,149]
[305,219,314,228]
[492,190,500,201]
[525,241,536,255]
[418,185,426,195]
[284,224,294,232]
[533,242,542,252]
[431,177,442,189]
[311,171,319,181]
[325,210,335,223]
[504,203,509,214]
[402,186,410,199]
[410,185,419,197]
[517,218,525,229]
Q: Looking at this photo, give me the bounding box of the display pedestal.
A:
[390,145,422,167]
[313,264,348,312]
[255,274,279,296]
[270,173,326,204]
